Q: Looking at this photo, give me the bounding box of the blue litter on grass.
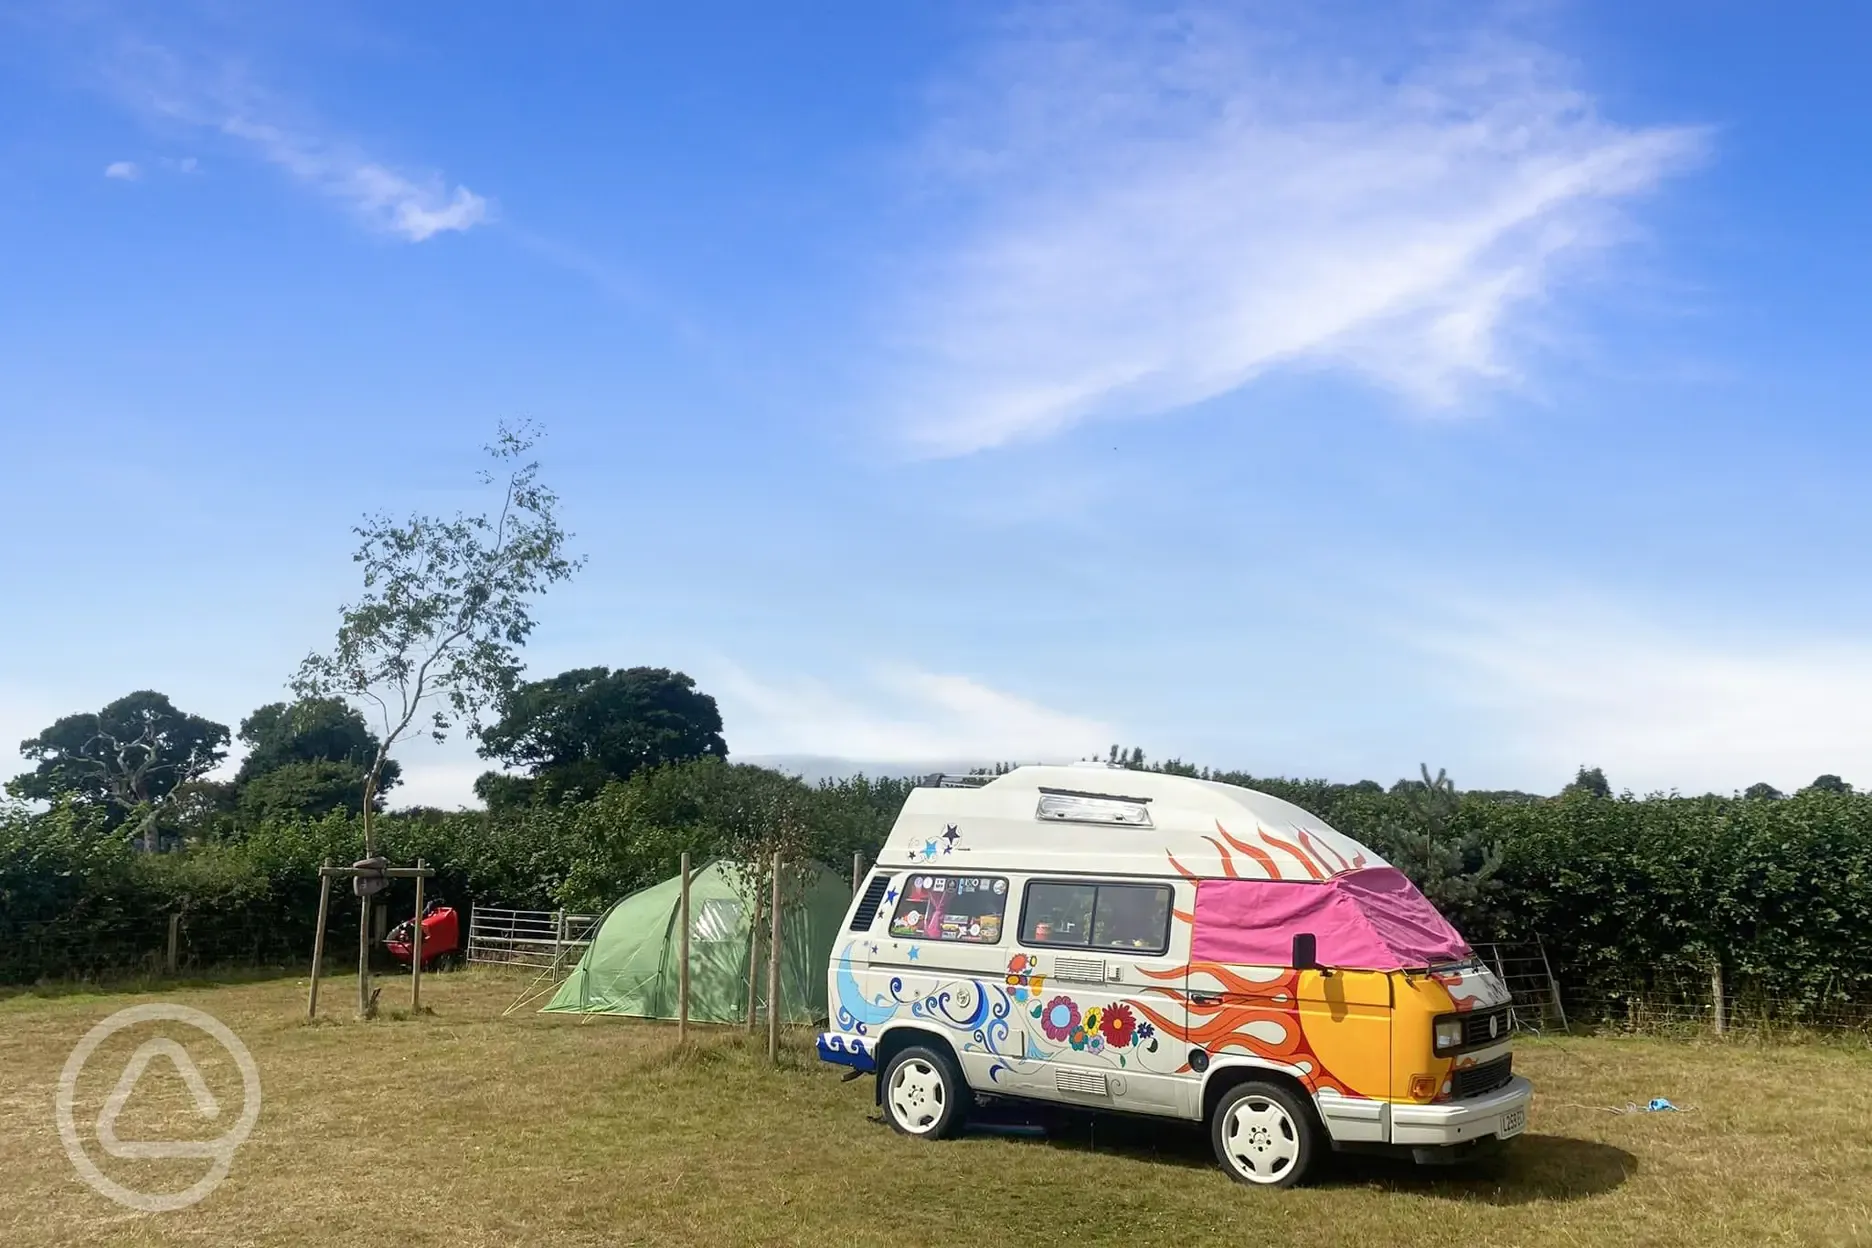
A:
[1646,1098,1678,1112]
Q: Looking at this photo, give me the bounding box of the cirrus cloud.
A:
[885,5,1708,455]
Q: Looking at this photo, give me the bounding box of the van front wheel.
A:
[881,1046,967,1139]
[1210,1081,1318,1188]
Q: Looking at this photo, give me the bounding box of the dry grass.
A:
[3,970,1870,1247]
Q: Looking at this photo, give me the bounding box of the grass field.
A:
[2,970,1869,1247]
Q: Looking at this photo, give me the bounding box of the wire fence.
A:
[12,906,1872,1042]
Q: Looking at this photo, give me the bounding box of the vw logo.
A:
[1488,1014,1499,1039]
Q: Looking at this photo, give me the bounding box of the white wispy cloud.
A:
[1404,594,1872,795]
[705,660,1115,763]
[103,160,140,180]
[887,5,1707,455]
[101,37,487,242]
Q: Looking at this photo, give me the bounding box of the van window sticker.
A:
[886,873,1009,944]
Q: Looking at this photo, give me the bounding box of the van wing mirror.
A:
[1291,932,1320,971]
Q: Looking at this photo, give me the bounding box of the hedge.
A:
[5,765,1870,1022]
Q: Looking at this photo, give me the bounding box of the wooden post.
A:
[678,853,692,1043]
[767,852,783,1063]
[358,891,373,1018]
[410,860,426,1012]
[165,913,181,975]
[852,850,863,895]
[553,909,565,969]
[1711,960,1726,1037]
[308,861,332,1021]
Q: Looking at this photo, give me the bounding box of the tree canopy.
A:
[6,691,229,848]
[475,665,727,807]
[233,699,400,821]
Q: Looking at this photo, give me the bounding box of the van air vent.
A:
[849,875,892,932]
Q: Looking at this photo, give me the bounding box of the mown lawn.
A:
[2,970,1868,1247]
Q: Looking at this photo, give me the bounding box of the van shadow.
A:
[946,1106,1636,1205]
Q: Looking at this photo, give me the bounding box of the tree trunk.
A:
[357,758,383,1018]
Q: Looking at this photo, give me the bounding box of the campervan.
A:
[817,764,1531,1187]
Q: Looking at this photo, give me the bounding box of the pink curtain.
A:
[1189,867,1472,971]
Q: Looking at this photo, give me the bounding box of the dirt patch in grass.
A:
[2,971,1868,1247]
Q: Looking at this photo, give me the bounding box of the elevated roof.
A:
[883,764,1387,882]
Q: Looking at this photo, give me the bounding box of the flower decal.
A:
[1080,1005,1104,1037]
[1040,995,1080,1042]
[1005,953,1046,1004]
[1099,1002,1137,1048]
[1134,1020,1156,1045]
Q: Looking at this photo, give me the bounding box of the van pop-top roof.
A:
[884,764,1388,883]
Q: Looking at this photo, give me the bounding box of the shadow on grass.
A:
[937,1105,1635,1204]
[0,965,308,1003]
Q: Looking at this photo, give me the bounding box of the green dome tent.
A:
[542,860,853,1024]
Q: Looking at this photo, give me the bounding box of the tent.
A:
[542,860,853,1024]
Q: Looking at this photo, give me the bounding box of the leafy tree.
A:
[232,699,401,822]
[1562,765,1612,800]
[236,699,402,790]
[1802,774,1852,795]
[474,666,726,807]
[293,420,582,1015]
[7,691,229,851]
[1374,764,1507,939]
[1743,782,1783,800]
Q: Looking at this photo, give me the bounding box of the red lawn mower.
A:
[386,900,462,969]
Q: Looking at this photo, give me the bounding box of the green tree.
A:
[233,699,400,821]
[474,666,726,808]
[293,420,582,1016]
[1802,774,1852,795]
[1562,765,1612,800]
[1375,764,1507,939]
[1743,782,1783,800]
[7,691,229,851]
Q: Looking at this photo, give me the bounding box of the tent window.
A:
[692,898,743,943]
[887,874,1008,944]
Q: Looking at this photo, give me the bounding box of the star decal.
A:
[907,946,920,961]
[941,824,961,845]
[884,886,899,904]
[920,839,939,861]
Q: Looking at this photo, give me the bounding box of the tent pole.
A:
[678,852,691,1042]
[745,869,762,1032]
[767,852,782,1063]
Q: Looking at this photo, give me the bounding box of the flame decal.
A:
[1127,961,1348,1093]
[1212,821,1284,879]
[1256,826,1326,880]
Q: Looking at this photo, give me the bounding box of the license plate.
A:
[1498,1107,1527,1139]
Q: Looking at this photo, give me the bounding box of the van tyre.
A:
[881,1046,968,1140]
[1210,1081,1318,1188]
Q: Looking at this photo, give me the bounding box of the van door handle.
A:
[1189,992,1221,1006]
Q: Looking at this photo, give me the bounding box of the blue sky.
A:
[3,0,1869,805]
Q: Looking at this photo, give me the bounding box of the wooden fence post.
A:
[678,852,692,1043]
[410,861,426,1012]
[1711,960,1726,1037]
[165,913,181,975]
[308,861,332,1021]
[851,851,862,894]
[767,852,783,1063]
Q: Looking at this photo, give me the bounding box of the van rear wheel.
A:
[881,1046,968,1139]
[1210,1081,1318,1188]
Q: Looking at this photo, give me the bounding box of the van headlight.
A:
[1433,1017,1464,1052]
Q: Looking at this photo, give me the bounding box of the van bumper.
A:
[1389,1076,1532,1148]
[816,1032,876,1073]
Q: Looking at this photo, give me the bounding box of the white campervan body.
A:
[818,764,1532,1187]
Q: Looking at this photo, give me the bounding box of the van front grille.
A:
[1462,1006,1513,1047]
[1452,1055,1513,1100]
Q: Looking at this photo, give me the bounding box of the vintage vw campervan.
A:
[817,764,1531,1187]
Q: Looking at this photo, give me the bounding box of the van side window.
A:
[1021,881,1173,955]
[887,875,1008,943]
